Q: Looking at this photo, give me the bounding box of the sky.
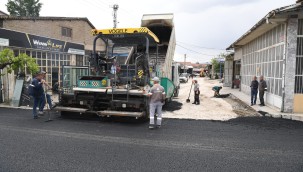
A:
[0,0,296,63]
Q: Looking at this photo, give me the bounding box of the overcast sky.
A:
[0,0,296,63]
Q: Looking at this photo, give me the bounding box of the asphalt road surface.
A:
[0,108,303,172]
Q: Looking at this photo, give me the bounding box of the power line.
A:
[177,41,225,51]
[176,44,219,56]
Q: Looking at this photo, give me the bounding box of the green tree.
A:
[0,48,39,75]
[6,0,42,17]
[211,58,220,73]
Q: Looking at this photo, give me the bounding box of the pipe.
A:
[281,22,288,112]
[145,36,150,83]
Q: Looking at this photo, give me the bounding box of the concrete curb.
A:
[229,93,261,116]
[229,94,303,123]
[0,104,32,110]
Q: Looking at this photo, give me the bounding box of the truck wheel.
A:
[174,88,179,97]
[165,97,172,104]
[139,110,149,122]
[60,111,71,117]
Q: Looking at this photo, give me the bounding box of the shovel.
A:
[43,85,53,122]
[186,83,193,103]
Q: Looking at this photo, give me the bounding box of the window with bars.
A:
[11,49,75,87]
[295,19,303,94]
[61,27,72,37]
[76,55,83,66]
[241,24,285,97]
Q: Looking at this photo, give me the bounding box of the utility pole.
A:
[184,54,186,73]
[112,4,119,28]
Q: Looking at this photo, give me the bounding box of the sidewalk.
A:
[220,84,303,123]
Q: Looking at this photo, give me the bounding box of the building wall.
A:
[2,19,105,51]
[240,24,286,109]
[284,18,298,113]
[224,57,233,87]
[294,18,303,113]
[234,48,242,61]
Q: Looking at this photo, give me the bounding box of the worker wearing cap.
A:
[148,77,165,129]
[39,71,53,114]
[31,72,46,119]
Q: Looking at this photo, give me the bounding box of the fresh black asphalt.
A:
[0,108,302,172]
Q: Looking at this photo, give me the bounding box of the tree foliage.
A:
[210,58,220,73]
[0,48,39,74]
[6,0,42,17]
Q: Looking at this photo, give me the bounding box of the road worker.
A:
[148,77,166,129]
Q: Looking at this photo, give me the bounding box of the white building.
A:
[227,1,303,113]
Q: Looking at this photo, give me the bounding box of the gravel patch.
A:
[163,78,260,121]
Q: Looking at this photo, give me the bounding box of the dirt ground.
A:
[163,77,260,121]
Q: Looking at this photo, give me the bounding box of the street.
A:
[163,77,258,121]
[0,108,303,172]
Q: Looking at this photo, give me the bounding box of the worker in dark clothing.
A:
[192,80,200,105]
[30,72,45,119]
[259,75,267,106]
[250,76,259,106]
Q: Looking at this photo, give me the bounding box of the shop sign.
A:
[0,38,9,46]
[0,28,84,53]
[68,48,85,55]
[29,35,64,52]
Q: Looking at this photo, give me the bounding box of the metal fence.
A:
[295,19,303,94]
[241,24,285,98]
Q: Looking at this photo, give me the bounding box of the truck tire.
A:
[165,97,172,104]
[174,88,179,97]
[60,111,72,117]
[140,110,149,122]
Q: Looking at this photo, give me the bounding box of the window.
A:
[241,24,285,97]
[76,55,84,66]
[61,27,72,37]
[295,19,303,94]
[0,19,3,28]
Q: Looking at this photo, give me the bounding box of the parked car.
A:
[179,73,189,83]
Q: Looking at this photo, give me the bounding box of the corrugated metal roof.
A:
[0,10,9,16]
[227,2,303,50]
[0,16,95,29]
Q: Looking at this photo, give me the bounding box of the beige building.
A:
[0,16,104,52]
[0,16,105,103]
